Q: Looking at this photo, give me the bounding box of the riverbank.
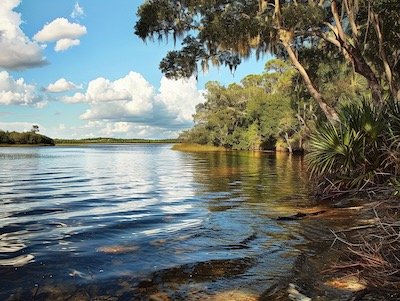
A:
[171,143,227,152]
[261,195,400,301]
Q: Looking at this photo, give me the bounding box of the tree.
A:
[135,0,400,122]
[31,125,39,133]
[180,59,304,151]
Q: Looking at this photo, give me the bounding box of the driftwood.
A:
[277,210,326,221]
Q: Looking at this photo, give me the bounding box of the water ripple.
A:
[0,144,311,299]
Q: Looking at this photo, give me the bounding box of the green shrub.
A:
[307,98,400,193]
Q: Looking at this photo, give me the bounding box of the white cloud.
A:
[33,17,86,52]
[62,72,205,130]
[0,0,47,70]
[0,71,46,107]
[46,121,181,139]
[71,2,85,19]
[46,78,80,93]
[55,38,80,52]
[63,92,86,104]
[0,122,45,133]
[34,18,87,42]
[156,76,205,123]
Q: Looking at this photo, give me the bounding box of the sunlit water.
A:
[0,144,323,300]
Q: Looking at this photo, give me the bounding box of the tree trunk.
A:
[273,1,338,122]
[282,41,339,122]
[331,0,383,104]
[345,44,383,104]
[284,132,293,153]
[371,12,398,100]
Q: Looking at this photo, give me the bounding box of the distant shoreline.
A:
[0,144,54,147]
[54,138,180,145]
[0,142,179,147]
[55,142,179,146]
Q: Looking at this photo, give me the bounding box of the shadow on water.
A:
[0,145,352,300]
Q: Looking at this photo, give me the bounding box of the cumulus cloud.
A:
[45,78,80,93]
[62,72,205,130]
[0,0,47,70]
[55,38,80,52]
[34,18,86,42]
[70,2,85,19]
[0,71,46,107]
[33,17,86,51]
[156,76,207,124]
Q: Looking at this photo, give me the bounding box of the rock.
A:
[149,292,170,301]
[199,290,257,301]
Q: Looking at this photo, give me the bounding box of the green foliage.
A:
[281,4,325,30]
[307,98,400,192]
[0,130,54,145]
[179,59,307,151]
[135,0,399,85]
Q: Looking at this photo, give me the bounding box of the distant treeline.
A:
[54,137,180,144]
[0,130,55,145]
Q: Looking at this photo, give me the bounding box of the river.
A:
[0,144,335,300]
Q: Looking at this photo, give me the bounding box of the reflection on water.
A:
[0,145,316,300]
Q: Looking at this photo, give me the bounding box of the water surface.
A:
[0,144,320,300]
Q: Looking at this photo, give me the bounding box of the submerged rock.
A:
[97,245,139,254]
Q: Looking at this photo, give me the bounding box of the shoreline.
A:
[171,143,292,153]
[262,195,400,301]
[55,142,177,146]
[0,142,178,147]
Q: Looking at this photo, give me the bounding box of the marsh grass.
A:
[172,143,227,152]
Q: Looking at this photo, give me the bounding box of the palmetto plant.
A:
[384,100,400,180]
[307,98,399,192]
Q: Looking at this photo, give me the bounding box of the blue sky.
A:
[0,0,268,139]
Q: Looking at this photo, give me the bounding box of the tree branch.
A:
[282,40,339,122]
[371,11,398,99]
[343,0,359,41]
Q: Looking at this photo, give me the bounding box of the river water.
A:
[0,144,329,300]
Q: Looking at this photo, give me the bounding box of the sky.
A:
[0,0,269,139]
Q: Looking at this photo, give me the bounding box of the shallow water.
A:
[0,144,321,300]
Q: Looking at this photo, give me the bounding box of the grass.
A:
[171,143,227,152]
